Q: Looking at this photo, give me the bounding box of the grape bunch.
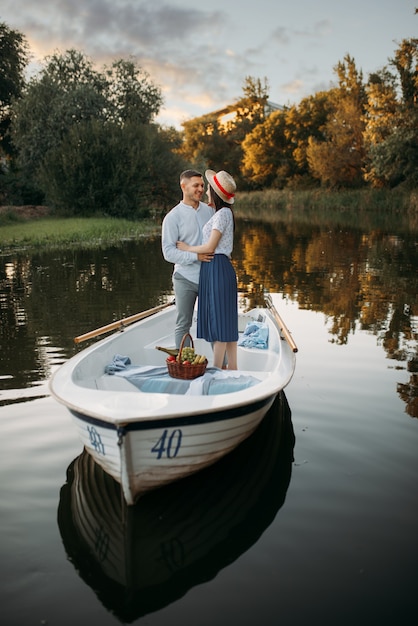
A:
[176,346,207,365]
[180,346,195,363]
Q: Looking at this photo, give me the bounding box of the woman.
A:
[176,169,238,369]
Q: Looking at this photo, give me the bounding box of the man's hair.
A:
[180,169,202,183]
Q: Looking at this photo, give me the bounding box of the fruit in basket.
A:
[156,346,179,356]
[180,346,195,363]
[161,342,208,367]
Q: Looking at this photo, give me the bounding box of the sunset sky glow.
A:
[1,0,416,128]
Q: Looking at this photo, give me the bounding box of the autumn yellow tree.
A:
[241,91,332,189]
[177,76,270,186]
[283,92,331,187]
[241,109,290,188]
[307,55,367,188]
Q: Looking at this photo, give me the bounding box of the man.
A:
[162,170,214,348]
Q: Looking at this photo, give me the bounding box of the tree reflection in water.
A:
[233,220,417,416]
[0,217,416,414]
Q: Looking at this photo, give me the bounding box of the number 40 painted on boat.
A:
[151,429,183,459]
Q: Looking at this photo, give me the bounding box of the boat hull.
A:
[50,302,296,504]
[69,393,276,504]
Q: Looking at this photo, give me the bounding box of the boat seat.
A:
[237,346,278,371]
[89,368,269,395]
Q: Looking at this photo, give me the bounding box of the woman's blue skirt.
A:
[197,254,238,342]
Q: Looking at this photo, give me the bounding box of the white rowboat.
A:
[50,296,297,504]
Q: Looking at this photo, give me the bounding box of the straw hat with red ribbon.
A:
[205,169,236,204]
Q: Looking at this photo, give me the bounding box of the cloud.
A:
[3,0,246,124]
[282,79,304,95]
[2,0,357,127]
[3,0,227,63]
[313,19,332,37]
[271,27,291,46]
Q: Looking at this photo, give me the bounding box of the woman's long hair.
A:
[208,185,235,229]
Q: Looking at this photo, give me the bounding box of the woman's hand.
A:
[176,241,190,251]
[176,241,214,261]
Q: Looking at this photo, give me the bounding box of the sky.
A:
[1,0,417,129]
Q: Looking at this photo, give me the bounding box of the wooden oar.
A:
[74,300,175,344]
[264,294,298,353]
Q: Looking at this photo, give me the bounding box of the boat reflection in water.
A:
[57,391,295,623]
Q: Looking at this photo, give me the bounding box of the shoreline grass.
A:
[0,216,161,253]
[1,188,417,252]
[236,188,418,232]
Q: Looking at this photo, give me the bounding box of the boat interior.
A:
[73,308,286,396]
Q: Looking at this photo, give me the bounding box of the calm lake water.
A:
[1,213,417,626]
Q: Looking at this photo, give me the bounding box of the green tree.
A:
[390,38,418,107]
[0,22,29,158]
[363,69,400,187]
[38,120,185,216]
[365,119,418,188]
[103,58,163,124]
[11,50,109,182]
[10,49,167,213]
[364,39,418,188]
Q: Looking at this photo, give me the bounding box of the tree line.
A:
[1,19,417,217]
[180,43,418,192]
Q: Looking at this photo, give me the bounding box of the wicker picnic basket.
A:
[166,333,207,380]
